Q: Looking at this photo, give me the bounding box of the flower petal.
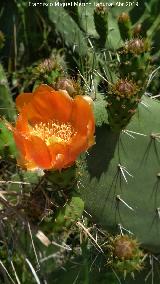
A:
[14,131,27,158]
[71,95,95,135]
[16,92,33,112]
[68,133,88,160]
[24,136,52,169]
[48,143,69,170]
[16,110,29,134]
[24,85,73,124]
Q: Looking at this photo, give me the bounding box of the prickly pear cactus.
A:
[0,121,17,159]
[0,64,15,120]
[118,12,132,41]
[119,38,151,86]
[94,5,108,46]
[79,95,160,253]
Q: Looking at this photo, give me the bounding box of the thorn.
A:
[103,51,107,62]
[112,268,122,284]
[0,260,16,284]
[77,180,85,189]
[76,221,104,253]
[151,93,160,99]
[131,272,135,279]
[73,44,78,52]
[147,65,160,87]
[88,38,94,49]
[116,52,120,63]
[51,240,72,251]
[122,130,136,139]
[118,223,124,236]
[28,222,40,270]
[0,180,30,185]
[145,92,152,97]
[93,70,113,85]
[77,70,92,92]
[152,254,160,264]
[150,133,160,142]
[140,100,150,109]
[124,270,127,280]
[156,208,160,219]
[118,164,133,183]
[116,195,134,211]
[84,210,92,218]
[125,129,147,137]
[118,223,134,235]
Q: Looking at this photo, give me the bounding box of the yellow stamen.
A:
[30,120,76,145]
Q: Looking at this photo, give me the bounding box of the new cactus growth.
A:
[94,5,108,46]
[55,78,84,97]
[119,38,151,86]
[34,57,63,87]
[133,24,142,37]
[107,78,140,131]
[107,234,144,277]
[118,12,132,41]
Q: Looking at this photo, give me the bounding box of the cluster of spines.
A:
[106,234,144,278]
[107,78,140,131]
[94,5,108,46]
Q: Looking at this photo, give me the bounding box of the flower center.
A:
[30,120,76,145]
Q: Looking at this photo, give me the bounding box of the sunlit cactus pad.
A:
[79,96,160,252]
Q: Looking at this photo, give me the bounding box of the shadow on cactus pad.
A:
[78,96,160,253]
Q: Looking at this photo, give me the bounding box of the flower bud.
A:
[118,12,132,41]
[56,78,76,96]
[133,23,142,37]
[111,78,139,99]
[83,95,94,108]
[124,38,149,55]
[114,235,137,260]
[118,12,130,23]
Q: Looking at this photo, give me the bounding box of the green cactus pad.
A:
[118,12,132,41]
[52,196,84,232]
[0,64,16,120]
[78,96,160,253]
[0,120,17,159]
[48,5,88,57]
[94,5,108,46]
[119,38,151,86]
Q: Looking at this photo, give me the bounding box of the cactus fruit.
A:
[106,234,144,277]
[107,78,140,131]
[133,24,142,37]
[94,5,108,46]
[118,12,132,41]
[33,57,63,88]
[119,38,151,86]
[55,77,84,97]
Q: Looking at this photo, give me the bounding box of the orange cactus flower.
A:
[13,84,95,171]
